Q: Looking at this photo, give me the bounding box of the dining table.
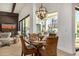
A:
[31,40,46,56]
[39,36,44,41]
[28,34,47,56]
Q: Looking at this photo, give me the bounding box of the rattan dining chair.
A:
[39,36,58,56]
[20,35,37,56]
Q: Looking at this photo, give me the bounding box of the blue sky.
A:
[75,10,79,21]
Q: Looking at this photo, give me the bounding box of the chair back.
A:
[20,35,37,56]
[45,36,58,56]
[20,36,27,50]
[29,33,39,42]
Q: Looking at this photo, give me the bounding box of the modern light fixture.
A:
[36,4,47,20]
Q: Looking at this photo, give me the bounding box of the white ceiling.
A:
[0,3,12,12]
[14,3,25,13]
[0,3,25,13]
[0,3,78,14]
[0,3,56,13]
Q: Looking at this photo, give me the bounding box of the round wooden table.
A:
[31,41,45,56]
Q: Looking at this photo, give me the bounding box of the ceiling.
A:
[0,3,12,12]
[0,3,78,14]
[0,3,59,14]
[0,3,45,13]
[14,3,25,13]
[0,3,25,13]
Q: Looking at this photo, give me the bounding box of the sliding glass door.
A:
[19,15,30,37]
[75,9,79,49]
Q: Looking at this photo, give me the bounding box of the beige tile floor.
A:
[0,41,21,56]
[0,40,78,56]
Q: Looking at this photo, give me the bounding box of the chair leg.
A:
[24,54,26,56]
[32,53,34,56]
[21,51,23,56]
[33,53,36,56]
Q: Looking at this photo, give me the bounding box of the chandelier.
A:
[36,4,47,20]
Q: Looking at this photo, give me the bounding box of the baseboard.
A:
[58,49,76,56]
[58,48,75,56]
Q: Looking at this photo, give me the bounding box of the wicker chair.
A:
[20,35,37,56]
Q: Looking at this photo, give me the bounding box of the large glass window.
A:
[19,15,30,36]
[46,12,58,33]
[75,10,79,37]
[75,9,79,49]
[36,12,58,33]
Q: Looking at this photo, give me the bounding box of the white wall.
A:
[57,4,75,54]
[19,3,76,54]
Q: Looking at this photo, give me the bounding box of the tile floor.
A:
[0,40,78,56]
